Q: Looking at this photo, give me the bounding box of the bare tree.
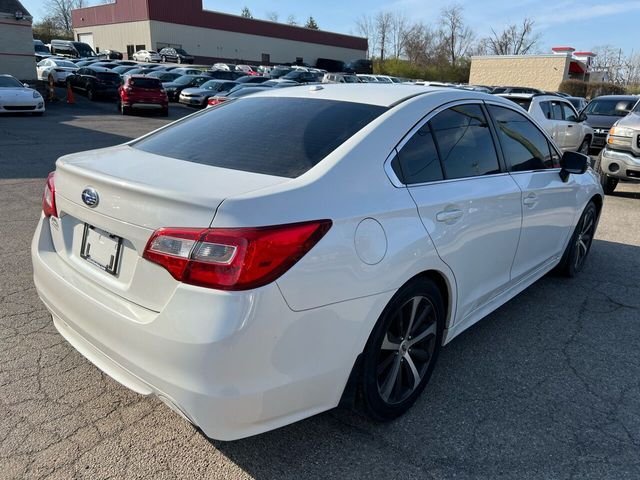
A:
[389,13,408,58]
[241,7,253,19]
[376,11,393,61]
[438,4,474,66]
[354,14,379,59]
[266,11,279,22]
[592,45,625,84]
[484,18,540,55]
[403,22,438,65]
[44,0,85,35]
[287,14,298,26]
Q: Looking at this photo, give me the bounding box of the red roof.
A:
[552,46,576,52]
[72,0,367,51]
[573,51,595,56]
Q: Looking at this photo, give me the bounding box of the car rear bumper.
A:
[32,215,386,440]
[600,147,640,181]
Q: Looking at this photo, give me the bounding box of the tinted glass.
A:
[505,97,531,111]
[129,77,161,89]
[429,104,500,180]
[540,101,552,119]
[134,98,386,178]
[561,103,578,122]
[489,106,554,171]
[394,125,443,184]
[0,76,23,88]
[550,101,564,120]
[53,60,76,68]
[586,99,638,116]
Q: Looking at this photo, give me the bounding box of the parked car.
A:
[595,100,640,194]
[234,65,259,76]
[75,59,102,67]
[268,66,293,78]
[235,76,270,84]
[205,70,243,81]
[260,79,299,87]
[566,96,588,112]
[132,50,161,62]
[212,62,234,71]
[159,47,194,64]
[582,95,639,151]
[492,86,543,94]
[179,80,239,108]
[50,39,97,59]
[36,58,78,85]
[112,65,138,75]
[282,70,320,83]
[167,67,203,76]
[101,50,123,60]
[122,68,158,77]
[66,66,121,101]
[115,60,139,66]
[0,75,44,116]
[376,75,402,83]
[90,62,119,69]
[33,85,602,442]
[322,73,359,83]
[499,94,593,154]
[162,75,211,101]
[34,40,51,62]
[343,58,373,74]
[357,74,379,83]
[146,71,183,83]
[117,75,168,116]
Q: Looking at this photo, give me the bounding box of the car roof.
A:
[87,66,115,72]
[241,84,492,107]
[590,95,639,100]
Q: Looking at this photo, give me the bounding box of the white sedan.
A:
[36,58,78,85]
[32,85,603,441]
[0,75,44,115]
[132,50,161,62]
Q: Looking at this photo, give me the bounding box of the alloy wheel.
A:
[376,295,438,404]
[574,206,596,271]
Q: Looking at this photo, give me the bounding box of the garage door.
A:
[77,33,94,50]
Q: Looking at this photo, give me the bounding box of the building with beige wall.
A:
[0,0,36,81]
[72,0,367,65]
[469,48,595,91]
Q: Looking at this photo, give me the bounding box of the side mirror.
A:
[559,151,589,182]
[578,112,588,122]
[23,82,30,88]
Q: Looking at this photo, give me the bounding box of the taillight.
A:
[143,220,332,290]
[207,97,227,106]
[42,172,57,218]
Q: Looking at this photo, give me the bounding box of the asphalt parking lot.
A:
[1,97,640,480]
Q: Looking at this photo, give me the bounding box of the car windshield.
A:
[35,44,49,53]
[53,60,76,68]
[173,76,198,85]
[74,43,96,57]
[344,76,358,83]
[133,97,387,178]
[199,80,226,90]
[175,49,188,55]
[113,66,134,73]
[584,99,637,116]
[0,76,23,88]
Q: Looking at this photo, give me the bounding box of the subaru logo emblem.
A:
[81,187,99,208]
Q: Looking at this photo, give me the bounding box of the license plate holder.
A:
[80,224,123,276]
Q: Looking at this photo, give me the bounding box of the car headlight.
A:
[609,126,635,137]
[33,91,41,99]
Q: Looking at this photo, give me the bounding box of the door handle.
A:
[567,124,574,128]
[523,193,538,207]
[436,209,463,223]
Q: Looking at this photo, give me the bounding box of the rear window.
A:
[95,72,120,82]
[133,97,386,178]
[504,97,531,111]
[130,77,161,89]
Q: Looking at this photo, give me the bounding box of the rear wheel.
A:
[359,277,444,421]
[557,201,598,277]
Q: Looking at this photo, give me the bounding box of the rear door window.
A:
[429,104,500,180]
[540,101,552,119]
[561,102,578,122]
[133,97,387,178]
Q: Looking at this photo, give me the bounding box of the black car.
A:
[583,95,640,151]
[205,70,244,81]
[282,70,320,83]
[66,66,121,100]
[343,59,373,74]
[269,66,293,79]
[112,65,138,75]
[162,75,211,101]
[101,49,123,60]
[146,71,183,82]
[159,47,194,64]
[235,76,270,84]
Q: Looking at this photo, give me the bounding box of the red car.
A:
[118,75,168,116]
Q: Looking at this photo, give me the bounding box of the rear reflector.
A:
[42,172,57,218]
[143,220,332,291]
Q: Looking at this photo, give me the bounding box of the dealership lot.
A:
[1,99,640,479]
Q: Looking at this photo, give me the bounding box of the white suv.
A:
[499,94,593,154]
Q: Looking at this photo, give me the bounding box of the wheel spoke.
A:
[381,333,401,350]
[380,355,402,402]
[578,239,588,255]
[408,321,437,347]
[581,217,593,235]
[410,348,430,361]
[404,353,421,389]
[377,352,395,375]
[404,297,421,338]
[410,303,432,337]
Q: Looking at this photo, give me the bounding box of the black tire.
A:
[87,87,95,101]
[120,103,130,115]
[359,277,444,421]
[594,154,618,195]
[161,56,166,63]
[557,201,598,277]
[578,138,590,155]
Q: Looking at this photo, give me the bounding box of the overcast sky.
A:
[21,0,640,54]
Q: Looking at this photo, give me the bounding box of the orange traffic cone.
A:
[66,84,75,104]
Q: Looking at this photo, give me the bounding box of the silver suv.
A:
[597,101,640,194]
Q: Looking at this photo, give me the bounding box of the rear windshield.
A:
[585,99,637,116]
[504,97,532,110]
[133,97,387,178]
[95,72,120,82]
[130,77,161,89]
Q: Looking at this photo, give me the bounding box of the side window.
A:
[550,101,564,120]
[540,101,552,120]
[561,102,578,122]
[392,124,443,184]
[488,105,554,171]
[429,104,500,180]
